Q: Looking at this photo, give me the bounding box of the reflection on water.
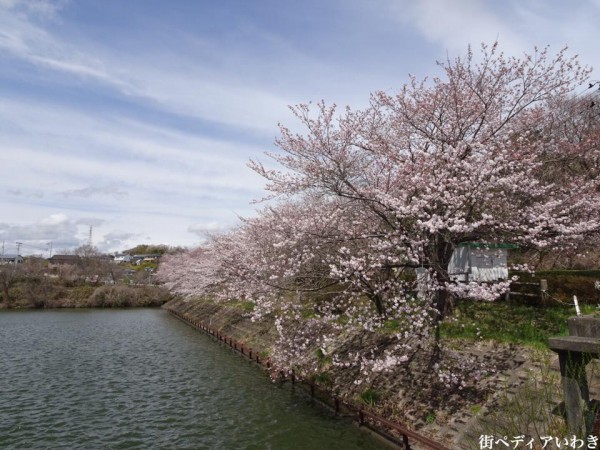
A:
[0,309,383,449]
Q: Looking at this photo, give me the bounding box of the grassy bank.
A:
[164,294,600,448]
[441,299,599,348]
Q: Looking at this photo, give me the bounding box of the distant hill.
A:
[123,245,168,255]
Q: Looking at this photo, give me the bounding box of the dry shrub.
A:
[86,285,171,307]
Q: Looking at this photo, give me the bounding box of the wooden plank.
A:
[508,292,539,297]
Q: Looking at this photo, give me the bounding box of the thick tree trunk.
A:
[373,294,385,316]
[429,236,455,365]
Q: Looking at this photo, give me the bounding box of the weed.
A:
[425,411,436,424]
[228,300,255,312]
[313,372,331,385]
[470,404,482,415]
[382,319,400,333]
[241,301,255,312]
[360,388,380,406]
[315,348,332,368]
[301,308,316,319]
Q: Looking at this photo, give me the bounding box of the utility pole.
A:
[47,241,53,258]
[89,226,93,247]
[15,242,23,263]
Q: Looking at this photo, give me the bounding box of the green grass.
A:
[425,411,436,424]
[240,301,255,312]
[470,404,482,415]
[359,388,380,406]
[312,372,332,385]
[441,300,599,348]
[228,300,255,312]
[301,308,317,319]
[382,319,401,332]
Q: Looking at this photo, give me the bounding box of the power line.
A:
[4,241,54,257]
[19,242,50,252]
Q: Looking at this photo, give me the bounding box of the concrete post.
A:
[557,351,591,436]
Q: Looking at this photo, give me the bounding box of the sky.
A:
[1,0,599,256]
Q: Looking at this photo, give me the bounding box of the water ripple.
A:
[0,310,383,449]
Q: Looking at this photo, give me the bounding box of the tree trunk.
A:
[432,236,455,319]
[429,236,455,365]
[373,294,385,316]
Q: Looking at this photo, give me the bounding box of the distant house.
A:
[132,254,161,265]
[448,243,517,283]
[113,254,132,264]
[47,255,81,265]
[0,254,24,264]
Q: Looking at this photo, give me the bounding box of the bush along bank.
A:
[163,296,597,449]
[0,280,172,309]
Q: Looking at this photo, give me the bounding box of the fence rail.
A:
[505,279,547,302]
[167,308,450,450]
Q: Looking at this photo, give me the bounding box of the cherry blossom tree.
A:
[251,43,599,320]
[160,43,600,378]
[159,197,436,378]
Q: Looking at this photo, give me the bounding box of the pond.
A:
[0,309,384,449]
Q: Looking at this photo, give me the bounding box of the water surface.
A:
[0,309,383,449]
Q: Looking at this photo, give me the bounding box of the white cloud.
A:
[0,3,292,135]
[39,213,68,225]
[0,213,100,255]
[188,221,228,239]
[0,97,268,195]
[0,0,68,19]
[1,0,599,254]
[0,1,135,91]
[60,184,128,199]
[0,95,264,253]
[392,0,524,54]
[98,231,140,252]
[382,0,600,75]
[0,1,384,136]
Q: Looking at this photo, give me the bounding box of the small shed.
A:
[448,243,516,283]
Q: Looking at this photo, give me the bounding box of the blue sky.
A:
[1,0,599,255]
